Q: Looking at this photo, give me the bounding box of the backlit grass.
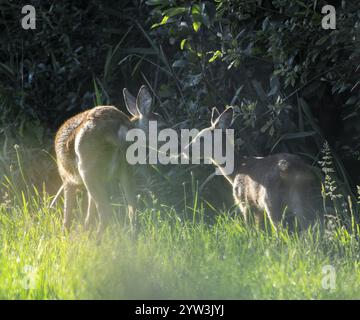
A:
[0,181,360,299]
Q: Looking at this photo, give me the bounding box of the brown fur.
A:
[202,107,319,230]
[54,86,158,233]
[230,153,316,229]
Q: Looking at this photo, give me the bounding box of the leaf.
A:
[345,96,357,105]
[208,50,222,63]
[268,75,280,96]
[191,4,202,32]
[172,59,186,68]
[93,79,103,106]
[260,119,273,133]
[184,73,202,88]
[193,21,201,32]
[180,39,187,50]
[262,16,270,31]
[151,15,169,29]
[163,7,187,18]
[146,0,168,5]
[191,4,201,15]
[351,81,359,92]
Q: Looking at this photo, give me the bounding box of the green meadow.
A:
[0,0,359,300]
[1,176,360,299]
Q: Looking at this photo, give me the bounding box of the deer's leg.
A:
[76,137,114,234]
[254,210,265,229]
[84,194,97,231]
[233,181,248,224]
[79,170,112,234]
[262,189,282,231]
[119,164,137,231]
[76,158,112,233]
[235,199,248,224]
[288,188,310,231]
[63,182,76,232]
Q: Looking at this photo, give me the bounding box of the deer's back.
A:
[55,109,91,183]
[233,153,315,209]
[55,106,131,184]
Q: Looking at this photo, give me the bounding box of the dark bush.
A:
[0,0,359,209]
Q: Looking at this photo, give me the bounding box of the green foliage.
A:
[0,0,146,126]
[319,141,342,202]
[146,0,359,138]
[0,0,359,218]
[144,0,360,197]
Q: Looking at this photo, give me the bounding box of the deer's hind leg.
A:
[75,138,114,234]
[260,187,283,231]
[119,163,137,232]
[233,175,250,224]
[62,182,76,232]
[287,186,312,231]
[84,194,97,231]
[80,171,113,234]
[234,196,248,224]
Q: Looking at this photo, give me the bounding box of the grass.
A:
[0,137,359,299]
[1,180,360,300]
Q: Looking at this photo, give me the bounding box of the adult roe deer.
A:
[190,107,320,230]
[54,85,161,233]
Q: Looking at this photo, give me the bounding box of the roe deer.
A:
[190,107,319,230]
[54,85,161,233]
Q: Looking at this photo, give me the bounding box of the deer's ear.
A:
[211,107,221,126]
[123,88,138,117]
[136,85,153,117]
[217,107,234,129]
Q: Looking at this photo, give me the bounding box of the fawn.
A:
[54,85,162,233]
[190,107,319,230]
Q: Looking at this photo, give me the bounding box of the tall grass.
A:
[0,129,359,299]
[1,169,360,299]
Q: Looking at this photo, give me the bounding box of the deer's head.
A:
[182,107,235,176]
[123,85,166,134]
